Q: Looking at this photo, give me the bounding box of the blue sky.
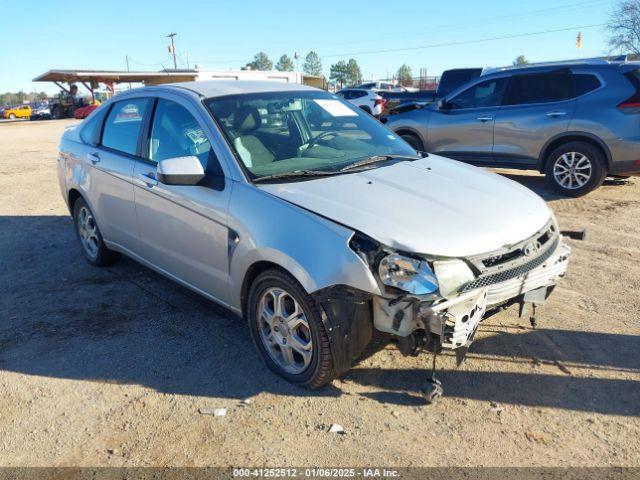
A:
[1,0,617,93]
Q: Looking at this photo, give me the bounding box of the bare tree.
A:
[607,0,640,55]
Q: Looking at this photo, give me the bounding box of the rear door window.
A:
[504,72,574,105]
[573,74,602,96]
[101,98,150,156]
[80,106,109,146]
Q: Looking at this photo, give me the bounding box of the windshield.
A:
[205,91,416,180]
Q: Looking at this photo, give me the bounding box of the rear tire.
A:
[9,113,15,119]
[247,269,336,389]
[544,141,607,197]
[72,197,120,266]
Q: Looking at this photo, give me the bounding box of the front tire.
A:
[247,269,336,389]
[72,197,119,266]
[544,141,607,197]
[400,132,424,152]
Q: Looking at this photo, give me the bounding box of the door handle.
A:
[477,115,493,122]
[87,152,100,165]
[546,111,567,118]
[138,172,158,187]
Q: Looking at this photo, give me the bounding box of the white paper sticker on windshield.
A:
[313,99,358,117]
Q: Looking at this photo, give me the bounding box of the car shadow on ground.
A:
[1,215,638,415]
[498,170,635,201]
[351,327,640,415]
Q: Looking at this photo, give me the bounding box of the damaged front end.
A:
[348,217,573,402]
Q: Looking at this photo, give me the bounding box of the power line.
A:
[317,0,608,50]
[127,55,172,67]
[320,23,607,59]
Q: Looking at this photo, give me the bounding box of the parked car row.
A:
[58,79,574,400]
[2,104,32,119]
[339,69,483,117]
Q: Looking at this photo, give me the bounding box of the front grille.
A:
[460,236,559,293]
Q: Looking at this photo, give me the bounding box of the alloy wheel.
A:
[553,152,592,190]
[257,287,313,374]
[77,205,99,259]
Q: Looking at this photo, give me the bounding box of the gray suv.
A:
[385,59,640,196]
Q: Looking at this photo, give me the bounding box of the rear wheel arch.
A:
[68,188,83,214]
[539,133,611,173]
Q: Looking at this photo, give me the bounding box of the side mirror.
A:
[437,99,448,110]
[157,155,205,186]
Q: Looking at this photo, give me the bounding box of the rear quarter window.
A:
[573,74,602,96]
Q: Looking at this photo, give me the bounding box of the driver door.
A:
[427,76,508,164]
[132,96,232,305]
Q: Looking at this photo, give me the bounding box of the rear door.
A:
[493,71,576,166]
[89,97,151,251]
[427,76,508,163]
[132,95,231,304]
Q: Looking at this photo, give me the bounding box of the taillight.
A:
[617,93,640,109]
[374,98,387,107]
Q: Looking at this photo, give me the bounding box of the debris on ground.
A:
[198,407,227,417]
[554,359,573,375]
[239,398,253,407]
[525,431,550,444]
[329,424,345,435]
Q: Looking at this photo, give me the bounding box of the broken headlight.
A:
[378,254,438,295]
[432,259,475,298]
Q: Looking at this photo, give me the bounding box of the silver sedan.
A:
[58,81,570,395]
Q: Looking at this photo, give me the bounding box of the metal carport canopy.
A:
[33,69,198,86]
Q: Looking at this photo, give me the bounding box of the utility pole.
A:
[166,33,178,70]
[294,51,300,72]
[125,55,132,89]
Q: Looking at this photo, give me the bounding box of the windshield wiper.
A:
[339,154,422,173]
[253,169,338,183]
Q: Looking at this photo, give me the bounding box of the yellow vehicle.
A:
[3,105,31,119]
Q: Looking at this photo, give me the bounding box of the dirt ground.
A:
[0,119,639,468]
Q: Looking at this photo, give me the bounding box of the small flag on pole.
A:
[576,32,583,51]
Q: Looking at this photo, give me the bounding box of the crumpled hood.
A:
[258,155,551,257]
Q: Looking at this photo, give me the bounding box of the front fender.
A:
[227,183,381,311]
[385,112,431,149]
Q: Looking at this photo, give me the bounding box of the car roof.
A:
[483,59,640,77]
[156,80,320,98]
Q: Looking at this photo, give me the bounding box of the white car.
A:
[357,81,406,92]
[336,88,387,116]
